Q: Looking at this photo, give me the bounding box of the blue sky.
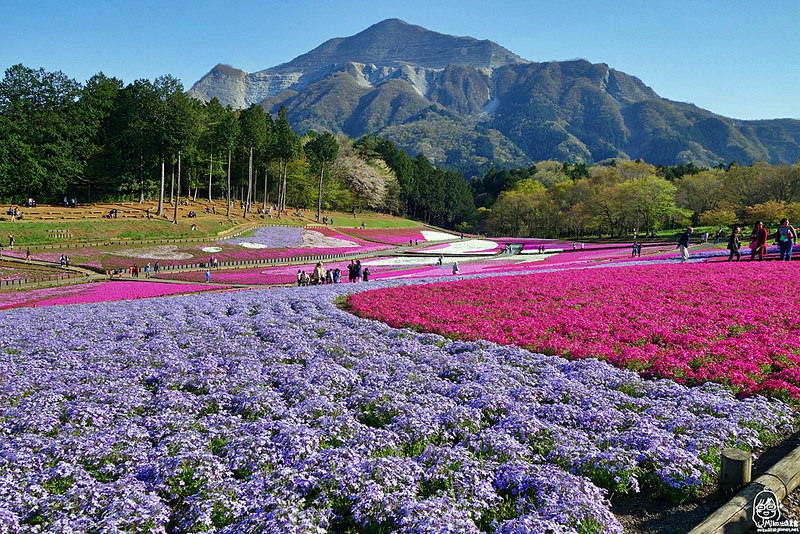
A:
[3,0,798,120]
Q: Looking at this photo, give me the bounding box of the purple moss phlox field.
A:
[0,282,792,532]
[348,262,800,399]
[227,226,304,248]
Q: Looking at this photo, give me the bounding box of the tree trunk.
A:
[317,162,324,222]
[208,150,213,203]
[253,165,258,207]
[157,159,165,216]
[280,162,288,214]
[244,146,253,218]
[138,153,145,203]
[262,168,268,211]
[172,150,181,224]
[281,163,287,216]
[169,166,174,205]
[276,162,283,217]
[226,149,231,218]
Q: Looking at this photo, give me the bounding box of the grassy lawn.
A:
[0,218,241,246]
[0,200,424,260]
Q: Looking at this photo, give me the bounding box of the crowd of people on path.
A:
[677,218,797,263]
[295,259,374,286]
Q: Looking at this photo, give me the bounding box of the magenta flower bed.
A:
[1,281,230,309]
[339,227,427,244]
[157,267,299,285]
[348,261,800,399]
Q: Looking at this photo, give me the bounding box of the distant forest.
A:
[2,65,799,237]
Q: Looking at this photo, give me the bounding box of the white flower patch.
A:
[362,256,441,266]
[110,245,193,260]
[299,230,358,248]
[201,246,223,253]
[420,230,457,242]
[431,239,499,254]
[239,242,269,249]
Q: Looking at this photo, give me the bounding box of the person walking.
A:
[776,218,796,261]
[750,221,768,261]
[727,226,742,261]
[205,269,211,283]
[452,261,459,275]
[677,227,693,263]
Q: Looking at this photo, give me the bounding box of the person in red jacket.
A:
[749,221,768,261]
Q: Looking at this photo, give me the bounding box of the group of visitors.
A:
[296,262,341,286]
[6,206,23,221]
[62,197,77,208]
[630,243,642,257]
[59,254,71,268]
[295,259,374,286]
[741,219,797,261]
[678,219,797,262]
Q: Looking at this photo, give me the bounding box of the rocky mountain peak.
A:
[187,20,800,169]
[187,19,526,108]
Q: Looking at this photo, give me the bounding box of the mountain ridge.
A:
[187,19,800,171]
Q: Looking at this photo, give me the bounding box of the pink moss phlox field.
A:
[347,261,800,399]
[1,281,230,309]
[338,227,427,244]
[1,285,88,309]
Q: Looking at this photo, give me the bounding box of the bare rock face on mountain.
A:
[188,19,526,109]
[188,18,800,173]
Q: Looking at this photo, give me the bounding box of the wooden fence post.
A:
[720,448,752,495]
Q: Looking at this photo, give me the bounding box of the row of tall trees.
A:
[0,64,475,229]
[471,159,800,238]
[11,64,797,237]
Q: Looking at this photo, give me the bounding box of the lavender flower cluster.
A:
[227,226,304,248]
[0,281,793,533]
